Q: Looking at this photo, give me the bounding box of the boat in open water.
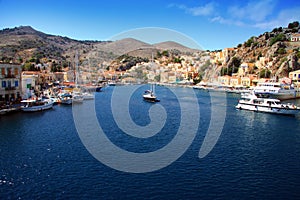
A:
[236,92,300,116]
[143,84,160,103]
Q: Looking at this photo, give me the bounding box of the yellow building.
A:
[218,75,231,86]
[289,69,300,83]
[230,76,241,86]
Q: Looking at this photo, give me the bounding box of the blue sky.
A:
[0,0,300,50]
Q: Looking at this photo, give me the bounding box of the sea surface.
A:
[1,85,300,199]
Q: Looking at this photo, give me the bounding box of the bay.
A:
[1,85,300,199]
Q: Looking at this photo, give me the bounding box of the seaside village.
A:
[1,40,300,113]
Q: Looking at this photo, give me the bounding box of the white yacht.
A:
[236,92,300,116]
[253,81,300,100]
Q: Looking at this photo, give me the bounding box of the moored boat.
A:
[21,98,54,112]
[59,93,72,105]
[236,92,300,116]
[82,92,94,100]
[72,88,84,103]
[253,81,300,100]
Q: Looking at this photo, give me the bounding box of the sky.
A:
[0,0,300,50]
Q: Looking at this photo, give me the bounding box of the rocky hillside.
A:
[208,21,300,80]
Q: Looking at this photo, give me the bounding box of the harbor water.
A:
[1,85,300,199]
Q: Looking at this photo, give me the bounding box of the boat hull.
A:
[22,102,53,112]
[143,97,160,102]
[236,102,300,116]
[60,99,72,105]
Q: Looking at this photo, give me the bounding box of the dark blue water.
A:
[1,85,300,199]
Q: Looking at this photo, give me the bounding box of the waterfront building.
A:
[21,71,41,99]
[218,75,231,86]
[230,76,241,86]
[0,63,22,102]
[289,69,300,83]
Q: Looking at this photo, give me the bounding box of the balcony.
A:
[5,87,16,91]
[5,74,16,78]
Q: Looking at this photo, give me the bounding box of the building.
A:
[21,71,40,99]
[289,69,300,83]
[0,63,22,102]
[218,75,231,86]
[230,76,241,86]
[290,33,300,42]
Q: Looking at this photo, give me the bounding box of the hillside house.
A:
[290,33,300,42]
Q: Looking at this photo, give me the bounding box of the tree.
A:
[193,73,202,85]
[173,57,182,63]
[259,69,271,78]
[162,50,169,57]
[269,33,286,46]
[245,37,255,47]
[288,21,299,29]
[154,74,160,82]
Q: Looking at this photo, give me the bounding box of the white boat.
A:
[21,98,54,112]
[143,84,160,102]
[236,92,300,116]
[254,81,300,100]
[59,93,72,105]
[72,90,84,103]
[82,92,94,100]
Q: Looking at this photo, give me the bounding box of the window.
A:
[1,68,5,76]
[15,80,18,87]
[2,81,6,88]
[14,68,19,76]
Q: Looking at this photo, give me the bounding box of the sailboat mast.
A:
[75,51,79,87]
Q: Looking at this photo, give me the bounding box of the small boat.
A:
[72,90,84,103]
[236,92,300,116]
[21,98,54,112]
[59,93,72,105]
[143,90,160,102]
[143,84,160,102]
[82,92,94,100]
[71,51,84,103]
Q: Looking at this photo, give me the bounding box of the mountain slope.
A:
[0,26,197,66]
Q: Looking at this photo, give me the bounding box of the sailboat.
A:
[72,51,84,103]
[143,84,160,102]
[143,54,160,102]
[82,57,95,100]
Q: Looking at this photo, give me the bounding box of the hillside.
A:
[0,26,197,72]
[205,21,300,80]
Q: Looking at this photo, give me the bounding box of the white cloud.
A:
[170,1,300,30]
[228,0,275,22]
[210,16,244,26]
[188,3,215,16]
[169,3,216,16]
